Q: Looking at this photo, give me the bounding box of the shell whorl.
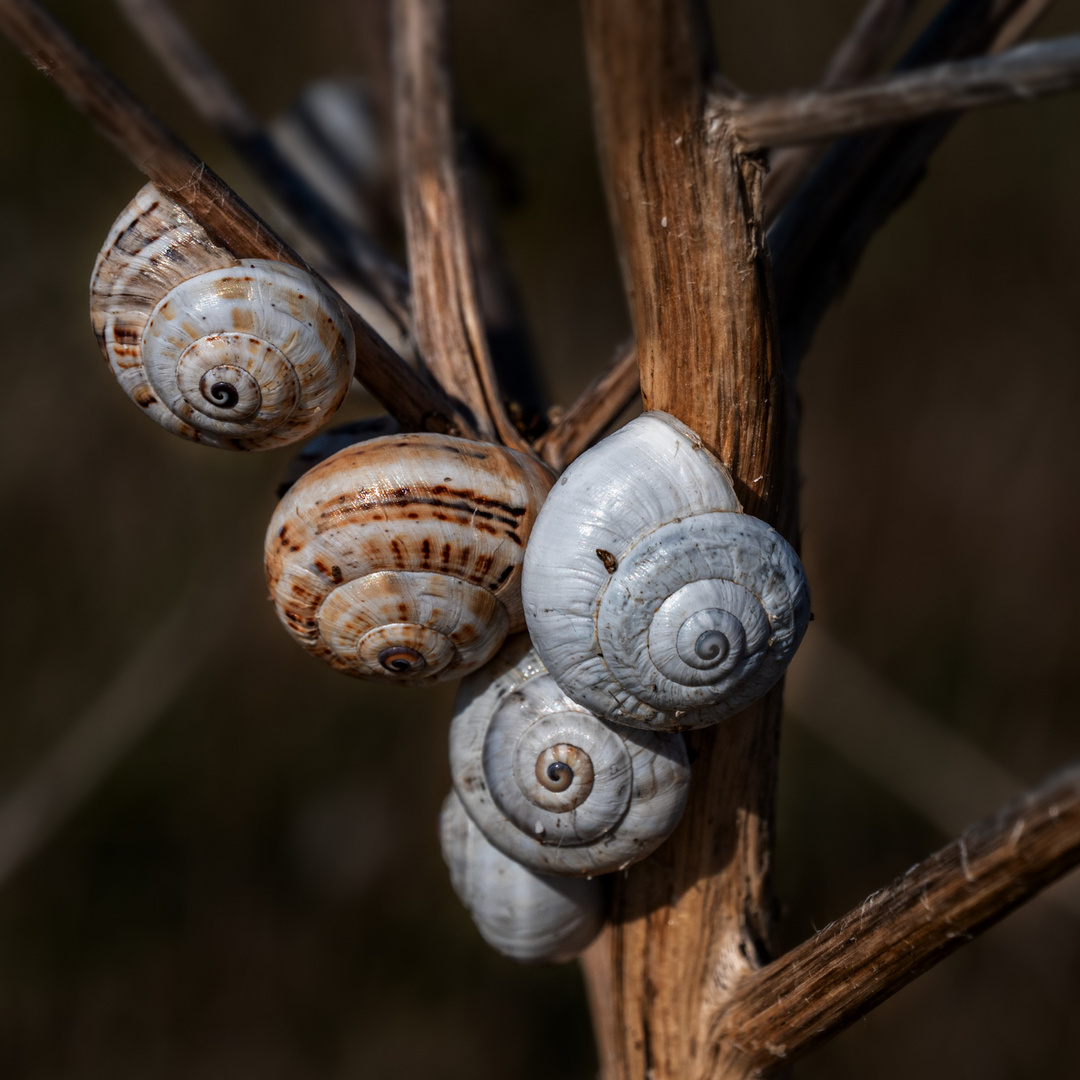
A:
[439,790,603,964]
[90,183,355,450]
[450,636,690,876]
[522,411,811,730]
[265,435,552,683]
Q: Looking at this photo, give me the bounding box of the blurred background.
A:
[0,0,1078,1076]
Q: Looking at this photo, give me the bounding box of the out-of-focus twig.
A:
[115,0,410,332]
[765,0,920,220]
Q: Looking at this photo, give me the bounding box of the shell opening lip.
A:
[378,645,427,674]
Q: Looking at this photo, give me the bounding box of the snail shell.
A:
[450,635,690,876]
[90,183,355,450]
[521,411,811,730]
[439,789,603,964]
[265,435,552,682]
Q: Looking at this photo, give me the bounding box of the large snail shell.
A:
[90,183,355,450]
[522,411,811,730]
[439,790,603,964]
[450,635,690,876]
[265,435,552,682]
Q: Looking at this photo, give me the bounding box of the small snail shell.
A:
[265,435,552,682]
[522,411,811,730]
[90,183,355,450]
[450,635,690,876]
[439,790,603,964]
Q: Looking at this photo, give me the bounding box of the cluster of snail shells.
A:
[522,410,811,731]
[90,183,355,450]
[265,433,552,682]
[441,634,690,960]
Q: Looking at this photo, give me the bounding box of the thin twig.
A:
[769,0,1054,384]
[728,36,1080,151]
[0,0,470,436]
[0,577,234,889]
[535,339,639,469]
[392,0,530,450]
[765,0,920,220]
[706,762,1080,1077]
[115,0,410,331]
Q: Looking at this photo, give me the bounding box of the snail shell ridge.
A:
[265,436,553,683]
[450,636,690,876]
[522,411,811,730]
[439,789,603,964]
[90,183,355,450]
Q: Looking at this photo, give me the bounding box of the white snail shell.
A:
[265,435,552,682]
[439,789,603,964]
[450,635,690,876]
[521,411,811,730]
[90,183,355,450]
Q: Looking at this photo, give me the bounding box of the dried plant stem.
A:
[581,4,787,1080]
[707,763,1080,1076]
[728,36,1080,151]
[0,0,470,436]
[115,0,410,330]
[392,0,530,450]
[765,0,920,218]
[535,339,638,469]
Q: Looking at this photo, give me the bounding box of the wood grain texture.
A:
[393,0,530,450]
[0,0,466,436]
[707,763,1080,1076]
[729,36,1080,151]
[580,2,788,1078]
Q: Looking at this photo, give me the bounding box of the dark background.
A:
[1,1,1079,1076]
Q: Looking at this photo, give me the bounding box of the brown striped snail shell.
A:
[450,636,690,876]
[265,434,553,683]
[439,789,603,964]
[90,183,355,450]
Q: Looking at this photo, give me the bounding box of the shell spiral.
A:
[439,789,603,964]
[450,636,690,876]
[265,435,552,683]
[90,183,355,450]
[522,411,811,730]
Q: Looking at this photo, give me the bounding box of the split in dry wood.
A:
[115,0,410,330]
[0,0,470,436]
[728,35,1080,151]
[706,762,1080,1077]
[764,0,920,220]
[535,339,639,469]
[392,0,530,450]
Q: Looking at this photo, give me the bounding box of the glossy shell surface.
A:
[522,411,811,729]
[439,790,603,964]
[90,183,354,450]
[450,636,690,875]
[266,435,552,683]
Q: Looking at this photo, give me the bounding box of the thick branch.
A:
[729,36,1080,151]
[115,0,410,330]
[764,0,919,218]
[0,0,469,436]
[707,763,1080,1077]
[535,339,638,469]
[581,4,788,1080]
[392,0,529,449]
